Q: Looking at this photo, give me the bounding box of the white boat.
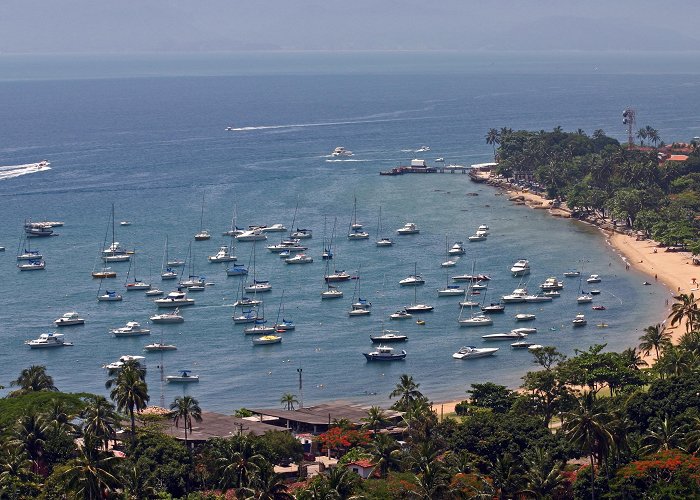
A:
[528,344,545,351]
[502,287,529,303]
[543,290,560,298]
[124,251,150,291]
[54,312,85,327]
[481,303,506,313]
[120,221,131,226]
[236,229,267,242]
[452,346,498,359]
[145,288,163,296]
[285,253,313,264]
[452,273,491,282]
[396,222,419,235]
[161,268,179,280]
[155,290,195,308]
[349,305,371,317]
[375,205,393,247]
[347,196,368,239]
[194,192,211,241]
[273,292,295,331]
[150,309,184,324]
[233,296,262,307]
[167,259,185,267]
[468,230,488,242]
[321,287,344,299]
[18,259,45,271]
[435,157,445,163]
[572,313,587,326]
[370,329,407,343]
[437,285,466,297]
[25,222,54,238]
[348,229,369,240]
[101,206,131,261]
[291,228,312,239]
[586,274,602,283]
[515,313,536,322]
[523,294,553,303]
[348,271,371,315]
[448,242,466,255]
[244,320,277,335]
[540,277,564,291]
[103,355,145,371]
[208,245,237,263]
[477,224,490,233]
[511,340,536,349]
[26,332,73,348]
[415,145,430,152]
[563,270,580,277]
[110,321,150,337]
[144,343,177,351]
[92,268,117,279]
[460,299,480,308]
[331,146,353,157]
[252,335,282,345]
[363,345,406,361]
[233,309,261,324]
[458,314,493,327]
[390,309,413,320]
[267,240,307,253]
[245,280,272,293]
[511,327,537,335]
[259,223,287,233]
[577,294,593,304]
[325,270,351,282]
[510,259,531,277]
[166,370,199,383]
[399,274,425,286]
[441,260,457,268]
[482,332,527,340]
[17,239,42,261]
[97,290,122,302]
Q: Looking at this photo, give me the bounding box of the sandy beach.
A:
[434,179,697,414]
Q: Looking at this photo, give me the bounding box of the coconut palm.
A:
[638,324,672,361]
[280,393,299,411]
[61,438,120,500]
[10,412,48,474]
[243,462,293,500]
[82,396,118,451]
[521,446,566,499]
[636,128,648,146]
[620,347,648,370]
[485,128,501,161]
[361,405,390,434]
[655,345,696,378]
[215,435,267,490]
[0,444,37,489]
[170,395,202,447]
[489,453,525,500]
[640,415,683,455]
[668,292,699,333]
[390,374,424,412]
[10,365,57,395]
[326,465,361,499]
[44,398,78,437]
[107,360,149,442]
[369,433,402,476]
[406,459,452,499]
[121,460,159,500]
[684,416,700,454]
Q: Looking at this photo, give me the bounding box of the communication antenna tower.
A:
[622,108,636,148]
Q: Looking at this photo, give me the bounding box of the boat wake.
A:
[226,116,408,133]
[324,158,370,163]
[0,161,51,181]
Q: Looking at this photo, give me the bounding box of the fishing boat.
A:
[363,345,406,361]
[26,332,73,348]
[150,308,185,324]
[375,205,393,247]
[110,321,150,337]
[194,192,211,241]
[166,370,199,383]
[452,346,498,359]
[54,312,85,327]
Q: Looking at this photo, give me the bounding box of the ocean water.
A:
[0,52,695,411]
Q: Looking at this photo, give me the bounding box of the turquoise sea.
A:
[0,51,697,411]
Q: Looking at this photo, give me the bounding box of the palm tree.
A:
[638,324,672,361]
[10,412,48,474]
[562,392,614,500]
[485,128,501,161]
[170,395,202,447]
[369,433,402,476]
[0,444,37,490]
[280,393,299,411]
[326,465,361,499]
[121,461,158,500]
[107,360,149,442]
[406,459,451,499]
[61,439,120,500]
[636,128,648,146]
[489,453,525,500]
[82,396,118,451]
[620,347,648,370]
[215,435,268,490]
[245,462,293,500]
[44,398,78,438]
[640,415,683,455]
[668,293,699,333]
[684,416,700,454]
[521,446,566,499]
[361,405,390,434]
[655,346,696,378]
[10,365,57,395]
[390,374,424,412]
[592,129,606,140]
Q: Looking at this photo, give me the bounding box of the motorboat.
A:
[458,314,493,327]
[370,331,407,343]
[528,344,545,351]
[363,345,406,361]
[18,260,45,271]
[543,290,560,298]
[26,332,73,348]
[459,299,480,308]
[510,259,531,277]
[399,274,425,286]
[167,259,185,267]
[150,309,184,324]
[325,270,351,282]
[244,280,272,293]
[577,294,593,304]
[155,290,195,308]
[110,321,150,337]
[226,264,248,276]
[468,230,488,242]
[572,313,587,326]
[452,274,491,282]
[92,268,117,279]
[563,270,580,277]
[592,305,607,311]
[501,288,529,303]
[415,145,430,152]
[511,340,536,349]
[291,228,312,239]
[267,240,307,253]
[274,319,295,331]
[404,303,434,313]
[144,343,177,351]
[208,245,237,263]
[376,237,393,247]
[523,294,553,303]
[471,281,488,290]
[259,224,287,233]
[97,290,122,302]
[396,223,420,235]
[511,327,537,335]
[194,230,211,241]
[590,289,601,295]
[332,146,353,157]
[539,277,564,291]
[285,253,313,264]
[435,157,445,163]
[586,274,602,284]
[437,285,466,297]
[390,310,413,320]
[145,288,163,296]
[452,346,498,359]
[102,242,130,262]
[515,313,536,322]
[252,335,282,345]
[179,273,205,288]
[477,224,490,233]
[482,332,528,340]
[120,221,131,226]
[25,223,54,238]
[54,312,85,327]
[321,286,344,299]
[348,229,370,240]
[481,303,506,313]
[448,242,466,255]
[441,259,457,268]
[236,229,267,242]
[103,355,145,371]
[166,370,199,383]
[244,321,277,335]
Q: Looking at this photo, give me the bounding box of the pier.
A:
[379,160,496,176]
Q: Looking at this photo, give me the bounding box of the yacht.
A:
[208,245,237,263]
[97,290,122,302]
[331,146,353,157]
[415,145,430,152]
[145,288,163,296]
[233,296,262,307]
[110,321,150,337]
[572,313,587,326]
[150,309,184,324]
[252,335,282,345]
[144,342,177,351]
[477,224,490,233]
[482,332,528,340]
[404,303,434,313]
[347,229,370,240]
[155,290,195,308]
[325,270,351,282]
[18,260,45,271]
[452,274,491,282]
[539,277,564,291]
[481,303,506,313]
[543,290,561,298]
[437,285,466,297]
[244,320,277,335]
[17,249,43,261]
[577,294,593,304]
[226,264,248,276]
[267,240,307,253]
[370,331,407,343]
[515,313,536,322]
[259,224,287,233]
[468,230,488,242]
[236,229,267,242]
[233,309,261,324]
[119,221,131,226]
[452,346,498,359]
[102,242,130,262]
[321,286,344,299]
[563,270,581,277]
[376,237,393,247]
[125,281,151,292]
[524,293,553,303]
[448,242,466,255]
[511,327,537,335]
[390,309,413,320]
[244,280,272,293]
[26,332,73,348]
[348,305,371,317]
[194,229,211,241]
[167,259,186,267]
[396,222,419,235]
[291,228,312,239]
[501,287,529,303]
[511,340,536,349]
[458,314,493,327]
[441,259,457,268]
[54,312,85,327]
[285,253,313,264]
[103,355,145,371]
[586,274,602,283]
[510,259,531,277]
[166,370,199,383]
[363,345,406,361]
[161,268,179,280]
[399,274,425,286]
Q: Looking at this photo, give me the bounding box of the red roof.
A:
[668,154,689,161]
[346,459,376,469]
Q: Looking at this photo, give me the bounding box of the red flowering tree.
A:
[610,450,700,498]
[316,427,370,458]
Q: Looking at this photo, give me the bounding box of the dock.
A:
[379,160,497,176]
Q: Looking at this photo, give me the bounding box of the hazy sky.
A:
[1,0,698,53]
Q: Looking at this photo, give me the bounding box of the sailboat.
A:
[161,237,178,280]
[375,205,393,247]
[322,217,335,260]
[194,192,211,241]
[92,238,117,278]
[349,268,371,316]
[124,249,151,291]
[321,259,343,299]
[441,236,458,268]
[348,195,369,239]
[244,240,271,293]
[179,243,206,289]
[102,204,131,262]
[404,263,433,313]
[16,233,42,261]
[274,290,295,331]
[97,278,122,302]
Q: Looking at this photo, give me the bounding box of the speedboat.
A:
[477,224,490,233]
[452,346,498,359]
[119,221,131,226]
[452,274,491,282]
[348,229,370,240]
[396,223,420,235]
[448,242,466,255]
[18,259,45,271]
[194,230,211,241]
[144,343,177,351]
[577,294,593,304]
[259,224,287,233]
[325,270,351,282]
[501,288,529,303]
[592,305,606,311]
[166,370,199,383]
[435,157,445,163]
[285,253,313,264]
[252,335,282,345]
[244,280,272,293]
[390,310,413,320]
[437,285,466,297]
[226,264,248,276]
[155,290,195,308]
[291,228,312,239]
[370,331,407,343]
[468,230,488,242]
[376,237,393,247]
[150,309,184,324]
[523,294,553,303]
[572,313,587,326]
[97,290,122,302]
[332,146,353,157]
[92,268,117,279]
[399,274,425,286]
[511,327,537,335]
[415,146,430,152]
[482,332,527,340]
[528,344,545,351]
[539,277,564,291]
[510,259,531,277]
[586,274,602,283]
[563,270,580,277]
[590,289,601,295]
[481,303,506,313]
[404,303,433,313]
[103,355,145,371]
[511,340,536,349]
[441,259,457,268]
[208,245,237,263]
[321,287,344,299]
[54,312,85,326]
[236,229,267,242]
[363,345,406,361]
[145,288,163,296]
[110,321,150,337]
[458,314,493,327]
[515,313,536,322]
[26,332,73,348]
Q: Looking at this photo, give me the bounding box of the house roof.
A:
[161,411,287,441]
[668,154,689,161]
[346,459,376,469]
[248,401,402,427]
